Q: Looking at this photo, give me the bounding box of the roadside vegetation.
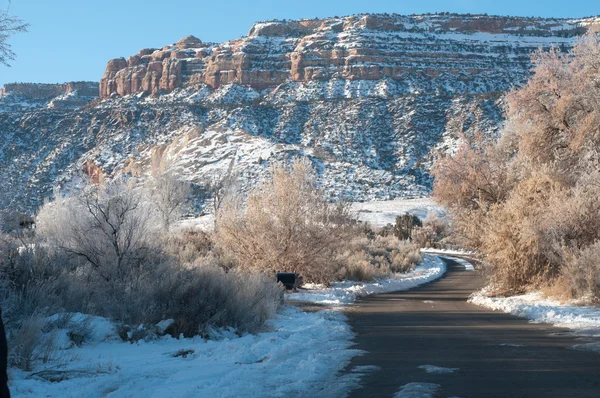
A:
[433,32,600,301]
[0,158,423,370]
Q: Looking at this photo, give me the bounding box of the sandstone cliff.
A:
[100,14,593,98]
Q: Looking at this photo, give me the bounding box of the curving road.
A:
[343,258,600,398]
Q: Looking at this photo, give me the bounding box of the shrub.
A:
[8,314,58,372]
[433,32,600,299]
[378,213,423,240]
[216,158,352,283]
[109,262,282,337]
[338,235,422,280]
[561,242,600,301]
[0,180,285,370]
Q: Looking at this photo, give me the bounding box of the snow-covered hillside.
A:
[1,13,596,215]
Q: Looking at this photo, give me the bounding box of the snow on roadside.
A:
[436,255,475,271]
[288,254,446,306]
[469,291,600,351]
[10,307,361,398]
[420,248,475,257]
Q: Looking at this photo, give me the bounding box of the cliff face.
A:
[0,82,98,99]
[0,81,99,111]
[100,14,589,98]
[1,13,598,216]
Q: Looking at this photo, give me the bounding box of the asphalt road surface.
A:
[344,258,600,398]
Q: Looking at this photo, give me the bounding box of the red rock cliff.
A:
[99,13,595,98]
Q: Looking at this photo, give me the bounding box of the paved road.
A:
[344,258,600,398]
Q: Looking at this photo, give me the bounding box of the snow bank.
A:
[470,291,600,352]
[288,254,446,305]
[10,307,360,398]
[470,292,600,332]
[420,248,475,256]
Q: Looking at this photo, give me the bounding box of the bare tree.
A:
[147,172,190,231]
[211,155,237,215]
[0,3,28,67]
[36,182,155,282]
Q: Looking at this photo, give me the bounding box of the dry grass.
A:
[338,235,423,281]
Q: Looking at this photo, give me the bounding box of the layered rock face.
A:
[100,14,591,98]
[0,81,99,111]
[0,82,98,99]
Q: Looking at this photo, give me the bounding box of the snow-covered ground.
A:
[288,254,445,305]
[10,253,448,397]
[470,291,600,352]
[10,307,364,398]
[175,214,215,232]
[351,197,444,227]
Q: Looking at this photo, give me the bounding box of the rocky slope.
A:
[0,13,597,216]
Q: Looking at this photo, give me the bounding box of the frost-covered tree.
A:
[147,172,190,231]
[433,32,600,298]
[37,182,156,281]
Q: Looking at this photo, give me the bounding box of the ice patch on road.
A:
[394,382,440,397]
[349,365,381,373]
[571,342,600,353]
[498,343,524,347]
[288,254,446,306]
[418,364,458,374]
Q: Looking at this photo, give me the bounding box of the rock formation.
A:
[0,82,98,99]
[1,13,600,216]
[100,14,594,98]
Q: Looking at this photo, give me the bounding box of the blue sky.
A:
[1,0,599,86]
